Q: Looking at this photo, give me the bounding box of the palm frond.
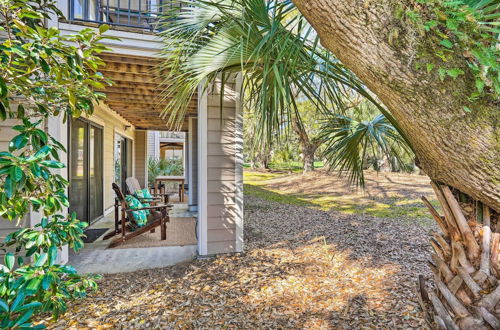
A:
[320,112,413,187]
[157,0,378,141]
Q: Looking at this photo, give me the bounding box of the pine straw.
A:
[45,179,436,329]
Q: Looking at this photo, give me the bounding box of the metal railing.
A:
[159,131,185,139]
[69,0,176,31]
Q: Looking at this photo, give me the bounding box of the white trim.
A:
[197,83,208,256]
[234,74,244,253]
[103,206,114,216]
[188,118,198,212]
[47,114,69,264]
[144,131,149,188]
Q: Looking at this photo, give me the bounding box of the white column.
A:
[183,134,187,180]
[234,74,244,253]
[188,117,198,211]
[46,114,69,264]
[197,83,208,256]
[184,133,189,186]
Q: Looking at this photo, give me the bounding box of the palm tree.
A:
[320,110,413,186]
[157,0,395,173]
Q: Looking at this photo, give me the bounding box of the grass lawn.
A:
[244,169,439,224]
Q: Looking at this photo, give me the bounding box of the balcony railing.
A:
[160,131,185,139]
[69,0,178,31]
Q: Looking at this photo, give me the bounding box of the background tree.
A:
[157,0,386,174]
[292,100,324,173]
[0,0,112,327]
[291,0,500,328]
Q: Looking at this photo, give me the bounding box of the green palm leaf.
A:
[157,0,384,141]
[320,112,413,187]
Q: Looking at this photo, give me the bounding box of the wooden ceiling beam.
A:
[100,53,162,66]
[97,54,196,131]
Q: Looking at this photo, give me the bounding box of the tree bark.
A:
[417,184,500,329]
[292,0,500,211]
[291,115,320,174]
[302,143,317,173]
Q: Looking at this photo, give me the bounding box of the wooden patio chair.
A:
[126,177,171,204]
[106,183,171,248]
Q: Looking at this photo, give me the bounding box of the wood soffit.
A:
[98,53,197,131]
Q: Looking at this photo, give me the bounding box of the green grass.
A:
[243,170,438,221]
[243,161,325,172]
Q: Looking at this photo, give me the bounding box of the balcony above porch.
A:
[68,0,182,32]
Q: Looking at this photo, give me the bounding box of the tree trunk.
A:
[418,183,500,329]
[291,1,500,327]
[302,143,316,173]
[292,0,500,212]
[291,115,319,174]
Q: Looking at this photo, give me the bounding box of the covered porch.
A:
[67,53,243,273]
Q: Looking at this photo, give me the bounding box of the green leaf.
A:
[0,76,8,98]
[0,100,7,121]
[426,63,434,73]
[463,106,472,112]
[68,90,77,110]
[99,24,110,34]
[34,253,48,267]
[9,134,29,151]
[15,301,42,313]
[48,245,58,266]
[17,104,25,118]
[4,253,15,270]
[437,68,446,81]
[475,78,485,93]
[10,166,23,182]
[5,177,14,198]
[26,278,42,294]
[40,58,50,74]
[10,291,25,312]
[14,309,35,327]
[30,145,52,161]
[446,68,464,78]
[439,39,453,49]
[40,160,65,168]
[0,299,9,312]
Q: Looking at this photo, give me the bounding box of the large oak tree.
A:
[292,0,499,211]
[291,1,499,328]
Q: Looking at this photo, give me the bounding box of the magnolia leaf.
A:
[5,252,15,270]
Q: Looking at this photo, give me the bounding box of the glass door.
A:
[69,119,103,224]
[114,134,133,193]
[89,126,103,221]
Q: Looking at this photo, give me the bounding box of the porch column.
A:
[134,130,148,188]
[185,133,189,186]
[183,135,187,181]
[188,117,198,212]
[47,114,69,264]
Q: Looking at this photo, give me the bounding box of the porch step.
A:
[69,245,197,274]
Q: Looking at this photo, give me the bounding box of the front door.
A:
[68,118,104,224]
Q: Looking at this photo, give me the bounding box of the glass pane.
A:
[72,0,85,19]
[114,134,123,189]
[126,139,133,177]
[89,126,103,221]
[88,0,97,20]
[69,119,88,223]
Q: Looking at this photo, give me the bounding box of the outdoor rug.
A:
[110,217,197,249]
[83,228,109,243]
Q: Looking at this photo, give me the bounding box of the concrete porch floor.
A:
[70,203,198,274]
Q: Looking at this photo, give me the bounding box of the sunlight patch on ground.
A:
[244,170,438,221]
[243,239,400,318]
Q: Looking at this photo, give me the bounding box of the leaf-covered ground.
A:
[45,170,435,329]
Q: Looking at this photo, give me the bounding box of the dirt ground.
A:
[45,170,436,329]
